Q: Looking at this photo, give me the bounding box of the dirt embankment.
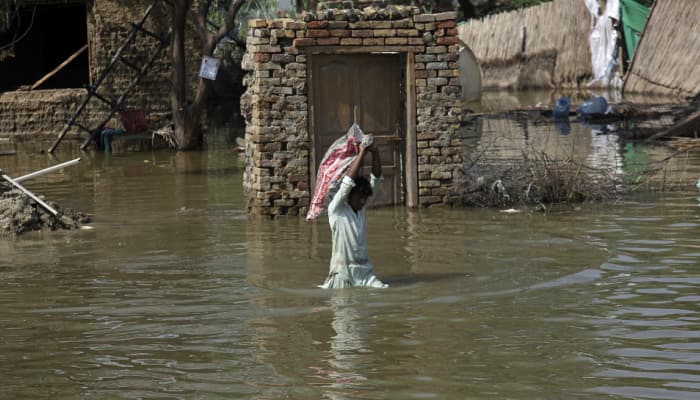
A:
[0,183,90,236]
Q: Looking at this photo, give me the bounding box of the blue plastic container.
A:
[577,96,609,116]
[552,97,571,119]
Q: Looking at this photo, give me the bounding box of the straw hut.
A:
[623,0,700,98]
[458,0,592,89]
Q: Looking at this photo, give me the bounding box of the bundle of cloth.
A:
[306,123,373,220]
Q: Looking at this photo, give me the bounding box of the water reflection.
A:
[321,291,371,399]
[463,111,700,191]
[1,132,700,399]
[465,89,682,114]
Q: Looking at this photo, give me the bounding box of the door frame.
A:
[307,49,418,208]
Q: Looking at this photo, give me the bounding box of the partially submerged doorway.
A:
[240,10,464,217]
[310,53,405,207]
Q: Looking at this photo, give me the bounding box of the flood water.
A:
[1,126,700,399]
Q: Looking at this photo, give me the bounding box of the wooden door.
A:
[310,53,403,207]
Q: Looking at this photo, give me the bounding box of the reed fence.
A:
[458,0,592,90]
[623,0,700,98]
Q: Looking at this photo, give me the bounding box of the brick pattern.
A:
[241,10,463,216]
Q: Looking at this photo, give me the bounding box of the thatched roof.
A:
[623,0,700,98]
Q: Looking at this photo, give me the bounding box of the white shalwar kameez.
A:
[319,174,388,289]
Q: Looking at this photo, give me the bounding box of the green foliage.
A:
[511,0,548,7]
[208,0,278,42]
[474,0,553,18]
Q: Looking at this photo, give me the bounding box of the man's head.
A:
[348,176,373,212]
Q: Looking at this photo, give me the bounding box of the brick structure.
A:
[240,8,463,217]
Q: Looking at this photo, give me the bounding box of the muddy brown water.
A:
[1,124,700,399]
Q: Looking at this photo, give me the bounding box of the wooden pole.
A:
[622,0,657,95]
[645,110,700,142]
[30,44,88,91]
[405,52,418,208]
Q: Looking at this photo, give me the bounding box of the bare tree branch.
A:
[215,0,244,44]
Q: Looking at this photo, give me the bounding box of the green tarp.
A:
[620,0,651,59]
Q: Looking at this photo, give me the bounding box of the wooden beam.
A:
[405,52,418,208]
[305,45,426,55]
[30,44,88,91]
[645,109,700,142]
[622,0,657,96]
[308,54,318,193]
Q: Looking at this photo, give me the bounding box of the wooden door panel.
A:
[358,55,401,207]
[315,59,354,157]
[359,57,398,135]
[312,53,403,207]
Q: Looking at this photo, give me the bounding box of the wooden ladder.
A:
[48,3,170,153]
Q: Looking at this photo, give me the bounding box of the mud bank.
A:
[0,183,90,236]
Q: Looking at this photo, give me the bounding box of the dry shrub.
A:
[151,125,178,149]
[448,149,622,211]
[630,139,700,192]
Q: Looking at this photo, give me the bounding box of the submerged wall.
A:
[458,0,592,89]
[0,89,97,140]
[240,10,464,217]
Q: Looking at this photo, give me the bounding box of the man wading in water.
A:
[319,140,388,289]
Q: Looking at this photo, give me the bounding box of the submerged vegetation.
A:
[449,100,700,211]
[450,149,622,211]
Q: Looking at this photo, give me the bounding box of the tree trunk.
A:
[171,0,199,150]
[174,103,204,150]
[169,0,243,151]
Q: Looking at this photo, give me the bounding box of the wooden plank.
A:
[645,109,700,142]
[405,52,418,208]
[307,54,317,192]
[30,44,88,91]
[306,45,426,54]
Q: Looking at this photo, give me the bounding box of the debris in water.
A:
[0,182,90,236]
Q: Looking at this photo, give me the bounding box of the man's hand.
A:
[368,143,382,178]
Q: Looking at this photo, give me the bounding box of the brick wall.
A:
[240,8,463,217]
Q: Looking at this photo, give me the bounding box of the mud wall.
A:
[458,0,592,89]
[88,0,174,114]
[623,0,700,98]
[240,10,464,217]
[0,89,99,140]
[0,0,199,140]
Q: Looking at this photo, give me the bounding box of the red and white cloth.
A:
[306,124,373,220]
